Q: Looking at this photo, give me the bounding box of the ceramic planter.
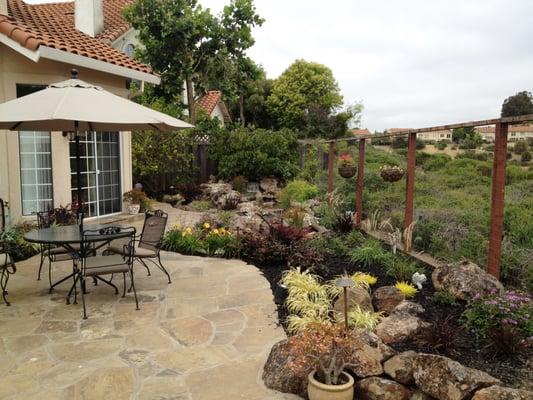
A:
[307,371,354,400]
[127,203,141,214]
[338,165,357,178]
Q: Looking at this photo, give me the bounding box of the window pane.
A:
[19,131,52,215]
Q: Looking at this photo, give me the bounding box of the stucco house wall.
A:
[0,44,133,223]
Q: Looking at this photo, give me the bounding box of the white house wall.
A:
[0,44,133,223]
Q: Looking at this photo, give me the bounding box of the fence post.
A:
[356,138,366,227]
[327,142,335,193]
[404,132,417,230]
[487,122,508,279]
[196,144,208,183]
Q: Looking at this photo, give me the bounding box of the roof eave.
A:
[0,32,40,62]
[39,46,160,85]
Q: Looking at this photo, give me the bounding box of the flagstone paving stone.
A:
[0,220,299,400]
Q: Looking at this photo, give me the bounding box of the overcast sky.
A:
[198,0,533,131]
[26,0,533,131]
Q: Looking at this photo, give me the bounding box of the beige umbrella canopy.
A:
[0,71,192,131]
[0,69,193,217]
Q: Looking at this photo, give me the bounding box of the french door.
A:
[70,132,122,217]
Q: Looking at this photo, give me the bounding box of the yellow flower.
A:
[395,281,418,298]
[173,223,181,230]
[203,222,210,229]
[212,229,219,235]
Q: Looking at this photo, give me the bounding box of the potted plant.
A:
[287,323,356,400]
[379,165,405,182]
[123,189,147,214]
[338,154,357,178]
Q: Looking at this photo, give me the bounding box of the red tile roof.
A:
[196,90,222,115]
[0,0,152,75]
[352,128,370,136]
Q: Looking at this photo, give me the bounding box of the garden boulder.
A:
[431,261,504,301]
[355,377,411,400]
[472,386,533,400]
[345,330,395,378]
[375,310,431,345]
[413,354,501,400]
[393,300,425,316]
[383,351,418,385]
[259,177,280,193]
[372,286,405,314]
[262,339,307,398]
[334,286,374,313]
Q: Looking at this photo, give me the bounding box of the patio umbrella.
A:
[0,69,193,221]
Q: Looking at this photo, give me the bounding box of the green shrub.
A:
[162,227,203,255]
[347,238,393,268]
[231,176,248,193]
[432,291,458,306]
[210,127,299,181]
[521,150,531,163]
[385,258,422,281]
[0,222,40,261]
[279,180,320,208]
[435,140,449,150]
[188,200,212,212]
[513,140,528,155]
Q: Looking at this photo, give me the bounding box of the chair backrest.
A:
[82,226,136,260]
[36,210,55,229]
[139,210,168,252]
[0,198,5,232]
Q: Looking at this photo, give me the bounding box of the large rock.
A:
[413,354,501,400]
[201,181,233,200]
[356,377,411,400]
[346,330,395,378]
[262,339,307,398]
[334,287,374,313]
[372,286,405,314]
[394,301,425,315]
[432,261,504,301]
[375,311,431,345]
[383,351,418,385]
[472,386,533,400]
[410,390,436,400]
[259,177,280,193]
[215,190,241,210]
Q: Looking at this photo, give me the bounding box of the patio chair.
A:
[0,240,16,306]
[36,209,79,287]
[105,210,171,284]
[78,226,138,319]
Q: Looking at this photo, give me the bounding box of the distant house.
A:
[195,90,232,126]
[351,128,370,136]
[0,0,159,222]
[417,129,452,142]
[476,125,533,142]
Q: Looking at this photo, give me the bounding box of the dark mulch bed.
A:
[250,253,533,391]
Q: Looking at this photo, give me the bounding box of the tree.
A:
[501,91,533,117]
[303,103,362,139]
[267,60,343,130]
[521,150,532,163]
[452,127,475,143]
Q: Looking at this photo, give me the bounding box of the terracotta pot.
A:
[338,165,357,178]
[307,371,354,400]
[127,203,141,214]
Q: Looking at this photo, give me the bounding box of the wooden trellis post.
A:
[355,138,366,227]
[487,122,508,279]
[327,142,335,193]
[404,132,417,229]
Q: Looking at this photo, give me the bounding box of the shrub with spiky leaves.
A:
[395,281,418,298]
[347,238,393,268]
[335,306,383,330]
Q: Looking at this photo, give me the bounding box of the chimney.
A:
[1,0,8,16]
[75,0,104,37]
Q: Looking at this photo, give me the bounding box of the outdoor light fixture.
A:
[335,277,354,332]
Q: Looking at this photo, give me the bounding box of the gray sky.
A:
[26,0,533,131]
[200,0,533,131]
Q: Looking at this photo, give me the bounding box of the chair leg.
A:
[1,269,10,306]
[139,258,151,276]
[129,268,139,311]
[38,251,44,281]
[122,273,126,298]
[48,256,53,291]
[157,254,171,284]
[80,274,87,320]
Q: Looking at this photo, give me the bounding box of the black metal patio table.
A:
[24,224,131,302]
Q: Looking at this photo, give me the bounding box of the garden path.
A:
[0,230,297,399]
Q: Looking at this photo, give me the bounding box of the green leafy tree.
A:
[303,103,362,139]
[501,91,533,117]
[513,140,528,155]
[125,0,219,122]
[267,60,343,130]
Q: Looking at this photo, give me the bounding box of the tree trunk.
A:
[186,77,196,124]
[239,92,245,126]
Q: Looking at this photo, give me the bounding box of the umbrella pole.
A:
[75,121,83,230]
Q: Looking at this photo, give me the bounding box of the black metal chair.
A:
[105,210,171,284]
[36,209,79,288]
[78,226,138,319]
[0,241,16,306]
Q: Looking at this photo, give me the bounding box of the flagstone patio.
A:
[0,241,298,399]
